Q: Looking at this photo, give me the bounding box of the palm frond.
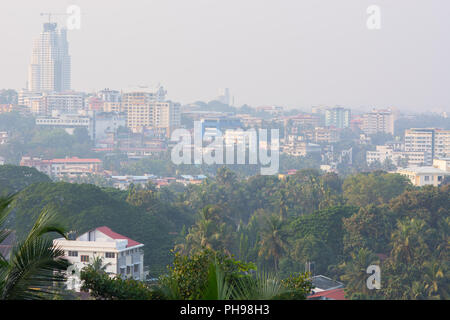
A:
[0,207,69,300]
[2,237,69,300]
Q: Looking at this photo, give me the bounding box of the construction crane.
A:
[40,12,67,23]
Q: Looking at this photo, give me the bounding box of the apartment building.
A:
[404,128,450,164]
[435,129,450,158]
[396,166,448,187]
[282,142,321,157]
[362,109,395,135]
[36,110,93,137]
[53,226,145,291]
[152,101,181,137]
[325,107,351,129]
[314,127,340,143]
[22,91,84,115]
[27,23,71,93]
[20,156,102,178]
[123,89,180,136]
[103,102,124,113]
[366,145,428,167]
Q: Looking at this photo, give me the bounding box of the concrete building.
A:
[36,110,93,137]
[123,89,179,136]
[217,88,231,106]
[94,112,127,144]
[20,156,102,179]
[256,105,284,115]
[366,145,428,167]
[314,127,340,144]
[396,166,448,187]
[53,226,145,291]
[404,128,450,163]
[27,23,71,93]
[325,107,351,129]
[0,131,8,145]
[433,158,450,172]
[97,88,121,103]
[362,109,395,135]
[103,102,124,113]
[282,142,321,157]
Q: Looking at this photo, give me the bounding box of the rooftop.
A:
[398,166,448,175]
[308,288,347,300]
[94,226,142,248]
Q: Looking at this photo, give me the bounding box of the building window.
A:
[80,255,89,262]
[126,266,131,274]
[134,264,139,273]
[120,268,125,275]
[105,252,115,258]
[68,251,78,257]
[424,176,430,181]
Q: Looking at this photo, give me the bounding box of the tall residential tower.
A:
[27,23,71,93]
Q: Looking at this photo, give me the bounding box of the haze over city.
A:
[0,0,449,112]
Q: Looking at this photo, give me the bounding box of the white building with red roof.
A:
[20,156,102,178]
[53,226,145,291]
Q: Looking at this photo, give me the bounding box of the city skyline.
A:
[0,0,449,112]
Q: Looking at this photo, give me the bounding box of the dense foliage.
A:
[2,163,448,299]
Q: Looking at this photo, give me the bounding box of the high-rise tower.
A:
[27,22,71,93]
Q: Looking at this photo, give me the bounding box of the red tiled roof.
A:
[95,226,142,248]
[44,157,102,164]
[308,288,347,300]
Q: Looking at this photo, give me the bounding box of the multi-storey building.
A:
[23,92,84,115]
[325,107,351,129]
[435,129,450,158]
[433,158,450,172]
[404,128,450,164]
[123,90,180,136]
[366,145,427,167]
[103,102,124,113]
[97,88,121,103]
[36,110,93,137]
[362,109,395,135]
[314,127,340,143]
[20,156,102,178]
[282,142,321,157]
[396,167,448,187]
[53,226,145,291]
[27,23,71,93]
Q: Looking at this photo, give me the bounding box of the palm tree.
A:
[0,197,70,300]
[390,218,427,264]
[422,260,447,299]
[258,215,287,273]
[90,256,112,274]
[340,248,379,297]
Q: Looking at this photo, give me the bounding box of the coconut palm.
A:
[90,256,112,274]
[0,196,70,300]
[339,248,379,297]
[258,215,287,273]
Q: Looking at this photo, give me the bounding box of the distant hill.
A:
[0,165,51,197]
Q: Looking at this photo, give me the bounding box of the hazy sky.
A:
[0,0,449,112]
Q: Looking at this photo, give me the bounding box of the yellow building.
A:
[123,91,180,137]
[396,166,448,187]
